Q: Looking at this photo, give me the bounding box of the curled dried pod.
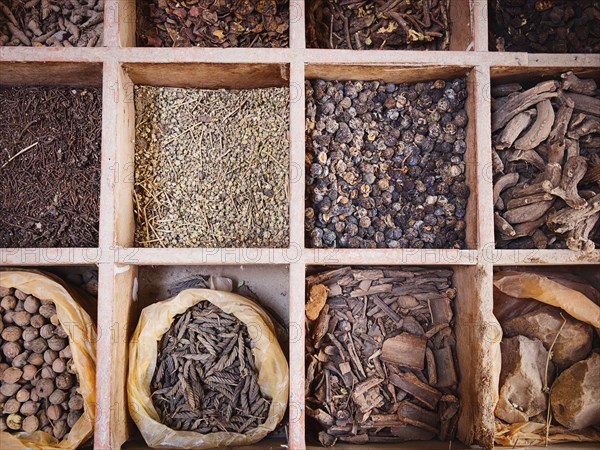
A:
[49,389,68,405]
[22,327,39,342]
[1,295,18,310]
[22,364,38,381]
[28,337,49,354]
[23,296,40,314]
[16,388,30,403]
[68,394,84,411]
[2,342,21,359]
[30,314,45,328]
[67,409,82,428]
[2,326,22,342]
[6,413,22,430]
[36,378,55,398]
[1,383,21,396]
[56,373,75,390]
[12,310,32,327]
[46,404,62,421]
[43,350,58,365]
[48,337,67,352]
[27,352,44,366]
[22,415,39,433]
[3,398,21,414]
[38,304,56,319]
[2,366,23,384]
[40,324,55,339]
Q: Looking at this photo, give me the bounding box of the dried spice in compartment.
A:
[134,86,289,248]
[151,301,270,433]
[306,78,470,249]
[137,0,289,47]
[491,72,600,251]
[0,289,84,439]
[307,0,451,50]
[489,0,600,53]
[0,87,102,248]
[0,0,104,47]
[305,267,460,446]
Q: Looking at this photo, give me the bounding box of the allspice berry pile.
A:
[306,78,470,249]
[0,287,84,439]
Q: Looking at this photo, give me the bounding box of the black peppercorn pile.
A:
[305,78,470,249]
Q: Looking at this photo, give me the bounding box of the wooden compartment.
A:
[0,0,599,449]
[305,64,480,250]
[108,264,290,449]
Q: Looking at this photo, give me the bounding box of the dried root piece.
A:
[495,109,536,150]
[548,156,588,209]
[568,116,600,140]
[495,212,516,237]
[492,80,559,132]
[494,173,520,209]
[506,192,554,209]
[514,100,554,151]
[503,200,555,225]
[561,72,598,97]
[506,149,546,172]
[564,93,600,117]
[566,213,600,253]
[547,194,600,252]
[491,83,523,98]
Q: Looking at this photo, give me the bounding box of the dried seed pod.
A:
[3,398,21,414]
[44,349,58,365]
[46,404,62,421]
[41,425,53,434]
[38,411,49,427]
[54,325,68,339]
[3,310,15,323]
[41,366,55,379]
[2,342,21,359]
[22,364,38,381]
[38,304,56,319]
[50,315,60,326]
[48,337,67,352]
[28,337,49,354]
[16,388,31,403]
[27,353,44,366]
[23,296,41,314]
[68,394,84,411]
[14,290,27,301]
[56,373,75,390]
[40,324,55,339]
[13,310,32,327]
[1,383,21,396]
[52,358,67,374]
[6,414,22,430]
[22,415,39,433]
[49,389,68,405]
[30,314,45,328]
[2,367,23,384]
[53,419,68,440]
[2,326,22,342]
[59,346,72,360]
[12,351,30,368]
[1,295,18,310]
[67,409,82,428]
[36,378,55,398]
[22,327,39,342]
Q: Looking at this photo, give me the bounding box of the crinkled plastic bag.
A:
[492,270,600,446]
[128,288,289,449]
[0,270,96,450]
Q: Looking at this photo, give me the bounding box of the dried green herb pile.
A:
[134,86,289,248]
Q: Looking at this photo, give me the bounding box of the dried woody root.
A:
[151,301,271,433]
[307,0,450,50]
[137,0,289,47]
[305,267,459,446]
[492,72,600,251]
[0,0,104,47]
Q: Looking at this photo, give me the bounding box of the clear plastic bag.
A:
[0,270,96,450]
[128,288,289,449]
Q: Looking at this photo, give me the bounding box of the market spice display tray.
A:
[1,1,599,449]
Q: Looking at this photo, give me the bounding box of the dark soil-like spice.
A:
[137,0,289,47]
[0,87,102,248]
[307,0,450,50]
[489,0,600,53]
